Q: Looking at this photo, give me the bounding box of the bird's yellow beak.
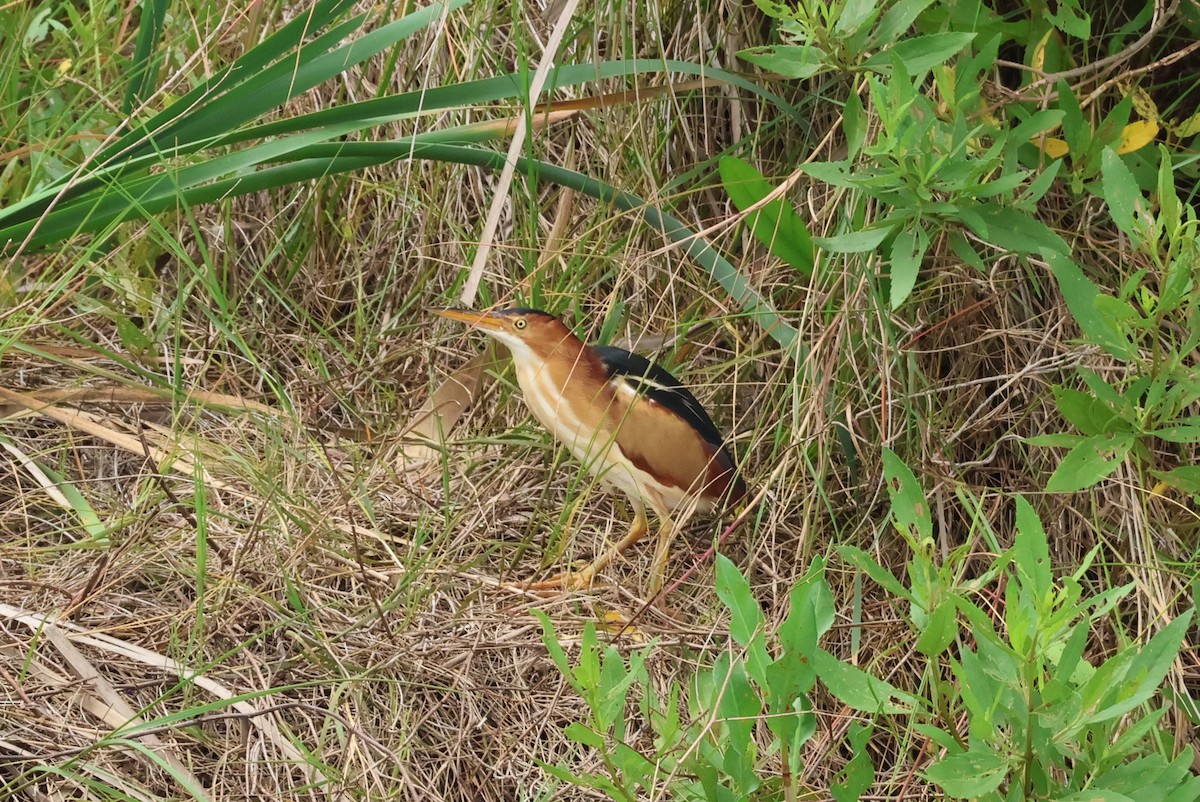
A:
[433,308,506,332]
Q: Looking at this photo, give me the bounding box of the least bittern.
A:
[435,307,745,593]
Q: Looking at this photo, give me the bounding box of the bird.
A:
[434,307,746,593]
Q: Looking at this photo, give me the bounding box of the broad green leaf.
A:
[882,448,932,542]
[839,546,915,603]
[533,610,580,694]
[596,645,632,728]
[1013,497,1050,602]
[1101,148,1149,239]
[831,722,876,802]
[924,749,1009,797]
[1044,251,1138,360]
[1047,0,1091,38]
[1025,432,1086,447]
[1085,610,1193,723]
[576,622,601,690]
[889,224,928,309]
[1053,385,1127,435]
[814,226,892,253]
[813,649,914,713]
[1056,791,1134,801]
[738,44,827,79]
[563,722,605,748]
[947,229,986,271]
[862,32,976,74]
[874,0,937,42]
[843,90,866,159]
[1058,80,1088,158]
[967,204,1069,256]
[1045,433,1135,492]
[915,598,957,658]
[1151,425,1200,444]
[1153,466,1200,493]
[714,554,771,685]
[719,156,815,275]
[777,557,833,659]
[1157,145,1181,235]
[833,0,878,36]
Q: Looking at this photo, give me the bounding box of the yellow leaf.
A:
[1116,120,1158,154]
[599,610,646,643]
[1031,28,1054,74]
[1169,108,1200,138]
[1126,85,1159,123]
[1041,137,1070,158]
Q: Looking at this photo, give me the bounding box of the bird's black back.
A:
[592,345,731,451]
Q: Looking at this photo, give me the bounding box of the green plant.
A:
[848,451,1198,800]
[1033,145,1200,493]
[535,555,907,801]
[541,451,1197,800]
[737,0,975,80]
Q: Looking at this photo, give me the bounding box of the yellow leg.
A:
[646,514,677,596]
[517,503,649,591]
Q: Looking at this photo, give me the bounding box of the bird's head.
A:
[434,307,572,361]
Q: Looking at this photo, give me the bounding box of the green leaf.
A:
[533,611,574,686]
[889,224,928,309]
[1157,145,1181,237]
[947,229,986,271]
[712,655,762,794]
[839,545,916,603]
[719,156,815,275]
[1056,792,1135,802]
[1101,148,1150,239]
[123,0,169,115]
[924,750,1009,797]
[814,226,892,253]
[915,598,957,658]
[1047,0,1091,39]
[1025,432,1086,447]
[738,44,827,79]
[882,449,932,543]
[1058,80,1089,158]
[1151,425,1200,444]
[1053,385,1127,435]
[1045,433,1135,492]
[843,90,867,159]
[1085,610,1193,723]
[967,204,1070,256]
[1013,497,1051,602]
[596,645,632,728]
[833,0,878,36]
[813,649,913,713]
[874,0,937,43]
[1153,466,1200,493]
[862,32,976,74]
[831,722,876,802]
[1044,251,1138,360]
[714,554,771,685]
[564,722,605,748]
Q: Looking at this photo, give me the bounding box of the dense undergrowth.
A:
[0,0,1198,799]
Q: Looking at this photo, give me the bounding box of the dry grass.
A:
[2,0,1198,799]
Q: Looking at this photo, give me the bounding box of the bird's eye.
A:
[514,318,527,330]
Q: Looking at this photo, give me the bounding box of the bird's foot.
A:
[506,562,599,593]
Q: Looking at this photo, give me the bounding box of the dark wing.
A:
[591,345,729,449]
